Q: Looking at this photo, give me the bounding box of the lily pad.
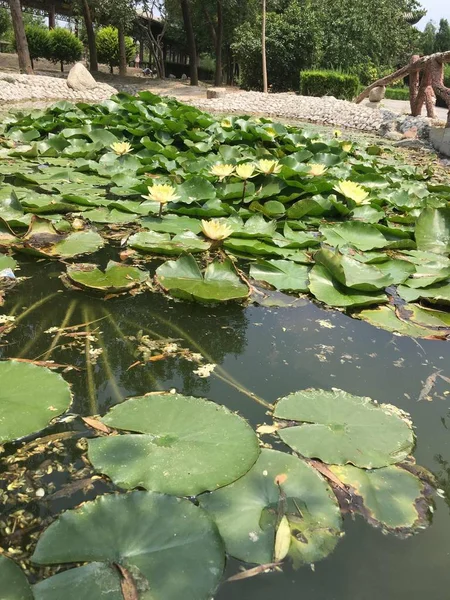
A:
[358,304,450,339]
[33,563,123,600]
[274,388,414,468]
[249,260,310,292]
[0,360,72,443]
[88,393,260,496]
[329,464,431,532]
[128,230,210,255]
[0,556,33,600]
[66,261,149,293]
[32,491,225,600]
[415,208,450,255]
[309,264,387,308]
[155,255,249,303]
[200,449,342,566]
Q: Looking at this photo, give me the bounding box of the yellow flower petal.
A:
[235,163,256,180]
[201,219,233,240]
[334,180,370,204]
[110,141,132,156]
[142,184,179,204]
[210,163,235,180]
[257,159,282,175]
[308,163,327,177]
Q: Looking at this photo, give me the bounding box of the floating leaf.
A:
[358,304,450,339]
[32,491,225,600]
[0,360,72,443]
[66,261,149,293]
[88,393,260,496]
[128,230,210,255]
[274,389,414,468]
[200,449,342,566]
[33,563,123,600]
[274,516,291,561]
[320,222,391,251]
[0,556,33,600]
[309,264,387,308]
[249,260,310,292]
[329,464,432,532]
[155,255,249,303]
[415,208,450,255]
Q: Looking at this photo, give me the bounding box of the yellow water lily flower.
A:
[257,159,282,175]
[201,219,233,241]
[110,141,132,156]
[342,142,353,153]
[263,127,277,138]
[210,163,235,180]
[221,118,233,128]
[333,129,342,138]
[308,163,327,177]
[334,180,370,204]
[142,184,179,216]
[235,163,256,180]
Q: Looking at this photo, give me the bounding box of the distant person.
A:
[135,54,140,69]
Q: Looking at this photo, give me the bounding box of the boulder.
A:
[67,63,98,91]
[369,86,386,103]
[429,126,450,157]
[207,87,227,99]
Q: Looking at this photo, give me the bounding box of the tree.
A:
[435,18,450,53]
[96,25,136,73]
[96,0,137,76]
[0,7,11,39]
[422,21,437,55]
[136,0,167,78]
[180,0,199,85]
[80,0,98,72]
[48,27,83,72]
[8,0,32,74]
[262,0,267,92]
[13,24,50,69]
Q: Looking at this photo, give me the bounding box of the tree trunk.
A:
[214,0,223,86]
[118,23,127,77]
[180,0,198,86]
[9,0,33,74]
[48,1,56,29]
[409,55,420,115]
[262,0,268,93]
[81,0,98,72]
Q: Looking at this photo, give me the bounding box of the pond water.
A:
[2,254,450,599]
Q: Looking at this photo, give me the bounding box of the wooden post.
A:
[9,0,33,74]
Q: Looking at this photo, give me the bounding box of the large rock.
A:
[207,87,227,99]
[67,63,98,91]
[369,86,386,103]
[430,126,450,157]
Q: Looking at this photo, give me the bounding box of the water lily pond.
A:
[0,92,450,600]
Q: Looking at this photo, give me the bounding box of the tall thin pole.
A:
[262,0,268,93]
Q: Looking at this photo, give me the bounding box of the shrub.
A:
[96,26,136,74]
[48,28,83,72]
[300,70,359,101]
[12,24,50,68]
[384,87,410,101]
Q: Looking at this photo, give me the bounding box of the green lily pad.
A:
[315,247,412,291]
[249,260,310,292]
[398,281,450,305]
[309,264,387,308]
[200,449,342,566]
[358,304,450,339]
[33,563,123,600]
[0,254,17,273]
[128,230,210,255]
[415,208,450,255]
[155,255,249,303]
[0,360,72,443]
[32,491,225,600]
[274,388,414,468]
[141,214,202,234]
[88,393,260,496]
[0,556,33,600]
[320,222,391,251]
[329,464,431,532]
[66,261,149,293]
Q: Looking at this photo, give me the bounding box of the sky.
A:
[416,0,450,30]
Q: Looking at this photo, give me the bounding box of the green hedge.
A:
[300,70,360,101]
[385,87,409,101]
